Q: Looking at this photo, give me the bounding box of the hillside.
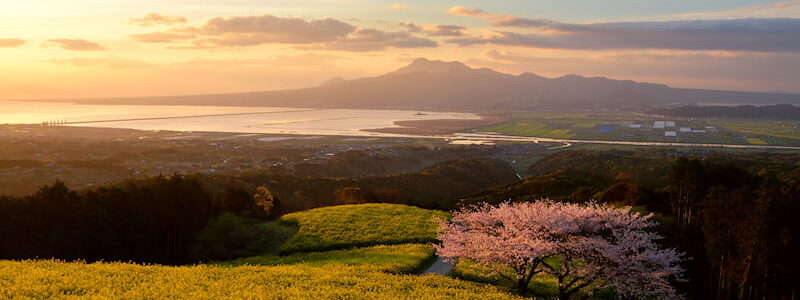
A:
[0,204,522,299]
[276,204,449,253]
[0,205,519,299]
[53,58,800,110]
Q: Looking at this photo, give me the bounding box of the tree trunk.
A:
[557,276,568,300]
[516,279,529,296]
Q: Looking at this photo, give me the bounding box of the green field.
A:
[478,113,800,147]
[1,204,528,300]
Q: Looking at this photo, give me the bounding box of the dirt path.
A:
[422,257,455,276]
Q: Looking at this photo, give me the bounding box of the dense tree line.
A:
[0,175,268,264]
[0,158,516,264]
[464,150,800,299]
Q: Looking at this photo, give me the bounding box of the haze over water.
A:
[0,101,479,136]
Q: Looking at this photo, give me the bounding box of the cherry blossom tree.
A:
[435,200,684,299]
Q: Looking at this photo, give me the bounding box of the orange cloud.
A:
[400,23,469,37]
[133,14,437,51]
[129,13,187,26]
[446,6,493,18]
[311,28,437,52]
[0,38,26,48]
[42,39,106,51]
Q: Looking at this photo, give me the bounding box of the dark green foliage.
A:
[234,158,518,214]
[189,213,295,261]
[0,175,266,264]
[0,158,514,264]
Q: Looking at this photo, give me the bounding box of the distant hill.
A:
[51,58,800,110]
[653,104,800,120]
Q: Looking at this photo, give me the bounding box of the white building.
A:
[665,131,677,137]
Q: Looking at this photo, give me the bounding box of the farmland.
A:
[477,112,800,147]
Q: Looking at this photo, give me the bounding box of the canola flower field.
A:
[223,243,436,274]
[0,259,522,299]
[277,203,449,253]
[0,204,526,299]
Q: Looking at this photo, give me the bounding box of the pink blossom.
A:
[435,200,684,299]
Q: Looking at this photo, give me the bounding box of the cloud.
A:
[0,38,26,48]
[422,25,469,37]
[446,6,569,29]
[134,14,436,51]
[446,6,493,18]
[44,57,153,69]
[390,3,410,10]
[314,28,437,51]
[675,0,800,19]
[446,17,800,53]
[400,23,468,37]
[42,39,106,51]
[129,13,187,26]
[157,14,356,48]
[129,31,196,43]
[194,14,355,44]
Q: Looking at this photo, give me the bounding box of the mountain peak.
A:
[390,58,472,76]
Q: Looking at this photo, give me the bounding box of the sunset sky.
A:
[2,0,799,99]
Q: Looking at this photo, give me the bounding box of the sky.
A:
[1,0,799,99]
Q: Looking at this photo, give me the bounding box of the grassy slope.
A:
[277,203,449,254]
[1,204,526,299]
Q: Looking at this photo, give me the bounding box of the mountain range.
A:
[59,58,800,111]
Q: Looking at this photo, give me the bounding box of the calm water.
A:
[0,101,480,136]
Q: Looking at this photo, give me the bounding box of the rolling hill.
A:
[50,58,800,110]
